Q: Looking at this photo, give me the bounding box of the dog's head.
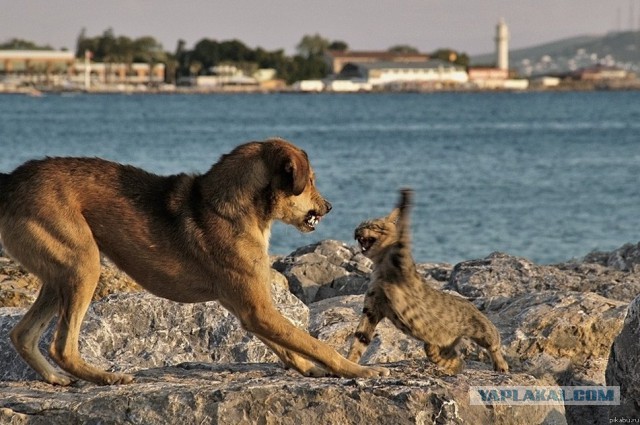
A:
[263,138,332,233]
[354,208,399,260]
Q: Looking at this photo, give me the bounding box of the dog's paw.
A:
[361,365,390,378]
[100,372,135,385]
[303,365,331,378]
[494,362,509,373]
[44,371,76,386]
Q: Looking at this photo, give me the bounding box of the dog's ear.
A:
[283,149,310,196]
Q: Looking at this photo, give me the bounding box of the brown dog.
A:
[0,138,389,385]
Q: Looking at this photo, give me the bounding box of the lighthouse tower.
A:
[495,18,509,71]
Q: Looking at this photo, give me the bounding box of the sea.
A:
[1,91,639,265]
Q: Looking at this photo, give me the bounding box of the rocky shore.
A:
[1,240,640,424]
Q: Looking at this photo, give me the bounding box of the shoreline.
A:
[2,79,640,96]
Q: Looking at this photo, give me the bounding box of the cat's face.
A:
[354,208,400,260]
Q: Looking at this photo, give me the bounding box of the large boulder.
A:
[0,362,565,425]
[481,291,627,369]
[273,240,372,304]
[448,252,640,303]
[584,242,640,272]
[3,241,640,424]
[606,294,640,419]
[274,240,452,304]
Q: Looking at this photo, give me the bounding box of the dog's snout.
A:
[324,200,332,214]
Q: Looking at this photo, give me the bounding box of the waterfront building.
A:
[337,59,468,89]
[324,50,430,75]
[571,64,630,81]
[291,80,325,92]
[0,50,75,84]
[0,49,166,90]
[69,62,165,86]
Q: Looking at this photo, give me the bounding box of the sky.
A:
[2,0,639,56]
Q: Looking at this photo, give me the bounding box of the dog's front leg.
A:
[235,300,389,379]
[254,335,328,377]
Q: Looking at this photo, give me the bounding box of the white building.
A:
[290,79,325,92]
[324,79,372,92]
[338,59,468,89]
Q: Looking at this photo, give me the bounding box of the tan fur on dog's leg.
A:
[255,336,328,377]
[10,283,72,386]
[237,299,388,378]
[47,243,133,385]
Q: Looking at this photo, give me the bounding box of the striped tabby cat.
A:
[347,189,508,374]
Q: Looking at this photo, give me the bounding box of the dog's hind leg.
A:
[10,282,73,385]
[48,243,134,385]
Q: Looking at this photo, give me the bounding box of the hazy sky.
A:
[2,0,638,55]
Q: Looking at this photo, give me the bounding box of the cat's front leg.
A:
[347,295,383,363]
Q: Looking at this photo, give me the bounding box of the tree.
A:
[328,40,348,52]
[75,28,87,57]
[431,48,469,67]
[191,38,220,72]
[388,45,419,54]
[174,39,189,81]
[173,35,331,84]
[0,38,53,50]
[75,30,99,58]
[219,39,253,62]
[296,34,330,58]
[133,36,165,63]
[115,36,134,66]
[96,28,116,61]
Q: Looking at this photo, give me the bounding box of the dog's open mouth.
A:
[303,211,322,231]
[357,236,376,253]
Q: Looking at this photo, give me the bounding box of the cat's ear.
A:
[387,208,400,223]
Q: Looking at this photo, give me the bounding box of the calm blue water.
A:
[1,91,639,265]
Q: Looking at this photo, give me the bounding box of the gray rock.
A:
[4,240,640,424]
[480,291,628,369]
[606,294,640,420]
[584,242,640,272]
[274,240,452,304]
[450,251,640,303]
[273,240,372,304]
[0,362,566,425]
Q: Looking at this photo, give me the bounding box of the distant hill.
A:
[471,31,640,76]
